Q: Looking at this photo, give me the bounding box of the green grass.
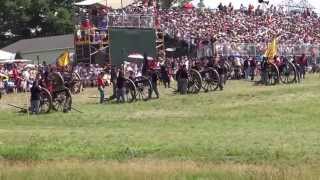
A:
[1,75,320,179]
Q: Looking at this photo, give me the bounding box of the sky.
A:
[190,0,320,13]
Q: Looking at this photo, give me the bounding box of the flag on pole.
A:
[57,51,70,67]
[264,38,277,61]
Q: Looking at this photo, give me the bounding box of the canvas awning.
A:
[75,0,135,9]
[75,0,106,6]
[0,50,15,60]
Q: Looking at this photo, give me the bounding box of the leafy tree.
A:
[0,0,74,48]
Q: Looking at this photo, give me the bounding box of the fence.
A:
[107,14,154,29]
[213,43,320,58]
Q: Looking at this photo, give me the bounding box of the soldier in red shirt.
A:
[97,72,105,104]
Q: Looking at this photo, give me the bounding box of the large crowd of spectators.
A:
[159,3,320,44]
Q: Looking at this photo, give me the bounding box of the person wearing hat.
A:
[150,68,159,99]
[97,72,105,104]
[30,80,42,114]
[179,65,189,94]
[109,67,117,100]
[217,60,226,91]
[116,70,126,103]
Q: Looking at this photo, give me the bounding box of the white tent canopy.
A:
[0,50,15,60]
[75,0,134,9]
[75,0,106,6]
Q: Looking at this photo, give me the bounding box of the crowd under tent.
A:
[75,0,135,9]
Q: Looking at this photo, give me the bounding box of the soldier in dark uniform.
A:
[142,53,149,76]
[160,64,170,88]
[116,71,126,103]
[260,57,268,84]
[109,67,117,100]
[150,69,159,98]
[217,60,226,90]
[179,65,189,94]
[175,65,183,93]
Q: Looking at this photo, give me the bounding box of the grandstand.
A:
[73,0,165,65]
[73,0,320,63]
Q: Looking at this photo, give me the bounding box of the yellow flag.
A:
[57,51,70,67]
[264,38,277,61]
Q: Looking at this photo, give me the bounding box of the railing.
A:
[107,14,154,28]
[213,43,320,58]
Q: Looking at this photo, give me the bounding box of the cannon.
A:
[39,72,72,113]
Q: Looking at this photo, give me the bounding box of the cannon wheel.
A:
[70,72,83,94]
[280,62,296,84]
[188,69,202,94]
[265,63,280,86]
[134,76,152,101]
[125,79,136,103]
[201,67,220,92]
[39,88,52,114]
[52,88,72,112]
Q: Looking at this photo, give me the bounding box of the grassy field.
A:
[1,75,320,179]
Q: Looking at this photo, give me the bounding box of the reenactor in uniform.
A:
[175,65,183,93]
[179,65,189,94]
[150,69,159,98]
[116,71,126,103]
[217,60,227,91]
[109,67,117,100]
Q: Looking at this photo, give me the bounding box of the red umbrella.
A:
[183,2,194,9]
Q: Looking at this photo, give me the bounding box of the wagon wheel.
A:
[201,68,220,92]
[265,63,280,86]
[134,76,152,101]
[125,79,136,103]
[39,88,52,114]
[279,62,296,84]
[188,69,202,94]
[70,72,83,94]
[52,88,72,112]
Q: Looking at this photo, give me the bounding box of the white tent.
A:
[75,0,106,6]
[0,50,15,60]
[75,0,134,9]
